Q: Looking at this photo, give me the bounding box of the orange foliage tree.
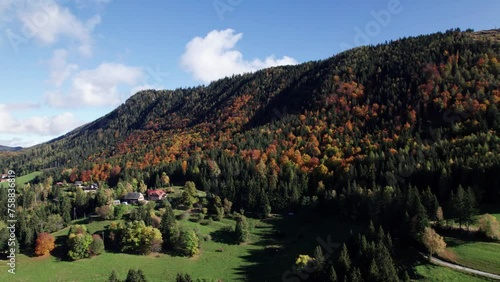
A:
[35,232,55,256]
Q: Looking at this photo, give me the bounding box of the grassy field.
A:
[167,185,207,198]
[0,209,361,281]
[444,237,500,275]
[494,214,500,222]
[415,264,490,281]
[0,171,42,188]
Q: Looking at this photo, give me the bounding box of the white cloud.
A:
[7,102,41,111]
[45,62,144,107]
[0,104,84,136]
[46,48,78,87]
[180,29,298,83]
[2,0,102,55]
[0,137,32,148]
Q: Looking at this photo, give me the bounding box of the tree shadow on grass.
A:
[210,227,239,245]
[233,209,363,281]
[231,216,289,281]
[51,235,70,261]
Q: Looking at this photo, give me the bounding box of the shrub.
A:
[89,234,105,256]
[478,214,500,240]
[177,229,199,257]
[177,211,190,221]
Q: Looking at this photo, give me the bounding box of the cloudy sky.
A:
[0,0,499,147]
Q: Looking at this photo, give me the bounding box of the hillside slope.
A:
[2,29,500,208]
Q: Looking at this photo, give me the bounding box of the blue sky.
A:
[0,0,499,147]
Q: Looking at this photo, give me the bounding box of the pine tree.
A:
[159,204,179,250]
[350,267,363,282]
[368,259,379,281]
[181,181,198,208]
[452,185,466,228]
[375,242,399,281]
[313,245,325,271]
[422,186,439,220]
[176,272,193,282]
[136,270,147,282]
[235,215,250,243]
[61,196,72,223]
[328,266,338,282]
[463,187,478,229]
[125,269,147,282]
[337,244,351,278]
[367,220,376,240]
[256,189,271,218]
[108,270,120,282]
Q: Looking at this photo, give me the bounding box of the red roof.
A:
[147,189,166,196]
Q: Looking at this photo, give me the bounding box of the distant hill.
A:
[1,28,499,209]
[0,145,23,152]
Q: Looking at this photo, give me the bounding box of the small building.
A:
[123,192,145,204]
[147,189,167,201]
[82,185,98,193]
[112,200,121,205]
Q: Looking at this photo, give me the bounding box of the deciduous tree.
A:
[422,227,446,259]
[478,214,500,240]
[35,232,55,256]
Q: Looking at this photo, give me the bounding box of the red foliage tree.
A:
[80,170,92,182]
[35,232,55,256]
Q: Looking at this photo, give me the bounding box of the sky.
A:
[0,0,499,147]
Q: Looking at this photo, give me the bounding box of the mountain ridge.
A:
[0,145,23,152]
[1,28,499,210]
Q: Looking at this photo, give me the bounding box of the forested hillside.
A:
[3,29,499,208]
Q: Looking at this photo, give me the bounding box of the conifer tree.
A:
[159,204,179,250]
[235,215,250,243]
[313,245,325,271]
[337,244,351,278]
[108,270,120,282]
[328,266,338,282]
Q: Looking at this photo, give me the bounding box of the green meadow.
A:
[444,237,500,276]
[0,209,361,281]
[0,171,42,188]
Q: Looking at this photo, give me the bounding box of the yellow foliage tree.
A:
[422,227,446,259]
[478,214,500,240]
